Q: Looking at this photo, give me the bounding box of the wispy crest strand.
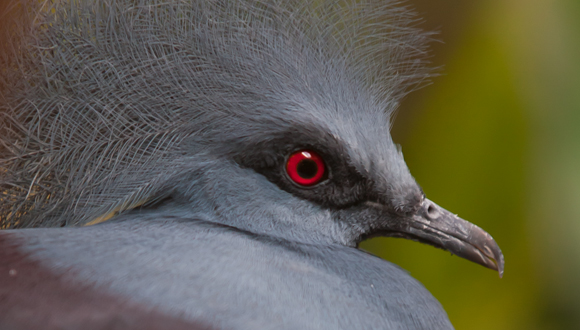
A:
[0,0,431,228]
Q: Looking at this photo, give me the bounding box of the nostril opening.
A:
[426,203,438,218]
[427,204,435,214]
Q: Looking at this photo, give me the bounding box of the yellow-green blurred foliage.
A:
[361,0,580,329]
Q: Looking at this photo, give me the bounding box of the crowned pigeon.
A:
[0,1,504,329]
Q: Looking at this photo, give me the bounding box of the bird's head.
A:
[0,0,503,275]
[165,57,504,276]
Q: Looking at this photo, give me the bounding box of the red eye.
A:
[286,150,325,186]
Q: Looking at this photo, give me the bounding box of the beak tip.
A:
[485,246,504,278]
[497,255,505,278]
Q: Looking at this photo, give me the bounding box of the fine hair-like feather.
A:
[0,0,431,228]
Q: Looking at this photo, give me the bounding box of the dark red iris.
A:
[286,150,325,186]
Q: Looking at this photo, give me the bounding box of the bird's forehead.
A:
[317,107,392,169]
[287,96,418,194]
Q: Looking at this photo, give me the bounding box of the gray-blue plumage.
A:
[12,208,453,329]
[0,0,504,329]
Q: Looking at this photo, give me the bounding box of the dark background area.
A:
[361,1,580,329]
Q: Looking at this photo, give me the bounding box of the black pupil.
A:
[296,159,318,179]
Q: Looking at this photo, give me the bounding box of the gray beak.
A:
[373,198,505,277]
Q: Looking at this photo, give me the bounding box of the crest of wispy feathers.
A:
[0,0,431,228]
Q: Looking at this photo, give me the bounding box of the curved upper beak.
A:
[371,198,505,277]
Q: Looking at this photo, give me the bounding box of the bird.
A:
[0,0,504,329]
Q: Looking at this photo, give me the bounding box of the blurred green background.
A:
[360,0,580,329]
